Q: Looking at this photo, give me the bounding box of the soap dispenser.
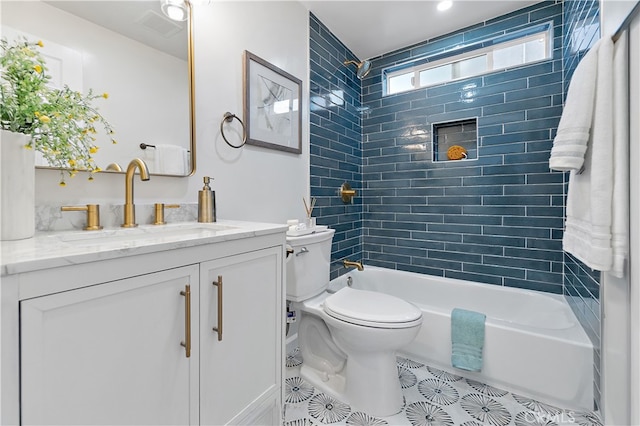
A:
[198,176,216,223]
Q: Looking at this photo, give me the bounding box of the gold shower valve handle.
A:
[340,182,357,203]
[153,203,180,225]
[60,204,103,231]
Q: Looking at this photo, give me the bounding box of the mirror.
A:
[1,0,195,177]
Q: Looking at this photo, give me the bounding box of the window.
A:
[384,24,553,96]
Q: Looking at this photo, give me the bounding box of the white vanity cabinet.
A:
[200,247,282,425]
[1,223,285,426]
[20,266,200,425]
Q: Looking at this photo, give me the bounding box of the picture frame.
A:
[243,50,302,154]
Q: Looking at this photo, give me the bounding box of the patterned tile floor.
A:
[284,349,602,426]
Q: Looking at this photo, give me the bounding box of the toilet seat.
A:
[323,287,422,329]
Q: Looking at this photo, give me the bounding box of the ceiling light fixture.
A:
[437,1,453,12]
[161,0,188,21]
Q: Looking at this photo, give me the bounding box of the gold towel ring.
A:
[220,112,247,149]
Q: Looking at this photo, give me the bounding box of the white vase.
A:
[1,130,35,240]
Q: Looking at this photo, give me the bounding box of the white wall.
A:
[24,1,310,225]
[630,15,640,423]
[190,1,310,223]
[599,1,638,423]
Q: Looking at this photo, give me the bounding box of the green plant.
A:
[0,37,115,185]
[0,38,46,133]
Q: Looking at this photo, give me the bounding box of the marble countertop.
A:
[1,220,288,276]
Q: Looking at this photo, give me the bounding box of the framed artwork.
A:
[243,50,302,154]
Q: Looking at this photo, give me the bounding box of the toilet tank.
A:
[286,229,335,302]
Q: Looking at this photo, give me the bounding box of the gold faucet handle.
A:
[153,203,180,225]
[61,204,103,231]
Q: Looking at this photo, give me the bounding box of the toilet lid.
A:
[323,287,422,326]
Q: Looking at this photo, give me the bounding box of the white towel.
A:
[561,34,629,278]
[155,144,189,175]
[549,40,601,171]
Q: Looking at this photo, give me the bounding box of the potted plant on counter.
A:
[0,37,115,240]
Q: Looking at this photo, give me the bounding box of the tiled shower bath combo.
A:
[309,0,604,414]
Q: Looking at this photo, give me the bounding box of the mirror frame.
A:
[34,1,197,178]
[186,2,196,177]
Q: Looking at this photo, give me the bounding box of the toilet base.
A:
[343,350,404,416]
[299,364,346,400]
[300,352,404,418]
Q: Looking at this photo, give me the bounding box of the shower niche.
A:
[432,118,478,162]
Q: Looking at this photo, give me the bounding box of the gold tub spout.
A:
[343,259,364,271]
[122,158,150,228]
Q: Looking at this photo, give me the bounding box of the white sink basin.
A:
[51,222,239,246]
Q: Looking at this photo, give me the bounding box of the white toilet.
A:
[287,229,423,417]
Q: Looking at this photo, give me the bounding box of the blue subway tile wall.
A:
[360,1,565,293]
[563,0,600,95]
[563,0,601,410]
[309,13,363,279]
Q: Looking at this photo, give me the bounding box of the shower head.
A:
[344,59,372,79]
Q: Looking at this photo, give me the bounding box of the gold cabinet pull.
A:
[180,285,191,358]
[212,275,223,341]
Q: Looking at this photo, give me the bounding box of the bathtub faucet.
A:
[343,259,364,271]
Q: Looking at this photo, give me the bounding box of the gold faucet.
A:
[122,158,150,228]
[343,259,364,271]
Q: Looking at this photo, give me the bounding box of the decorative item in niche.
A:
[447,145,467,160]
[243,50,302,154]
[432,118,477,162]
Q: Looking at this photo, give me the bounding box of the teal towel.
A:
[451,308,486,372]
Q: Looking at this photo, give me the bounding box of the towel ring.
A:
[220,112,247,149]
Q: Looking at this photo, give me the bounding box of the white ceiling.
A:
[302,1,542,60]
[45,1,544,63]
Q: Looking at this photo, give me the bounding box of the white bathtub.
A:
[329,266,594,411]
